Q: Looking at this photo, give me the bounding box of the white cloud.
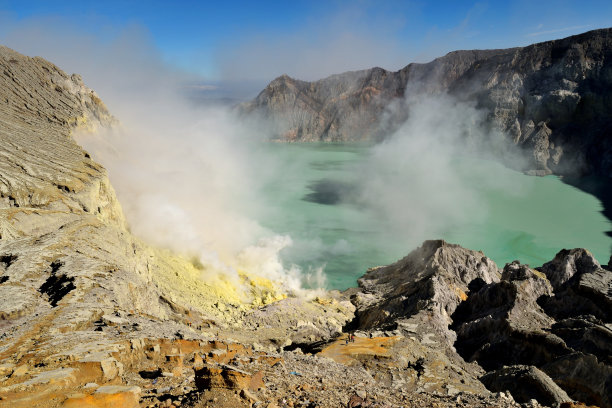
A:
[526,24,594,37]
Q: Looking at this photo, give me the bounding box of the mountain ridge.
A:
[242,28,612,181]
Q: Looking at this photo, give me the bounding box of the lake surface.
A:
[260,143,612,289]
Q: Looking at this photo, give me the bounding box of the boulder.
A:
[539,249,601,290]
[350,240,499,342]
[480,365,572,406]
[76,354,124,382]
[194,364,264,391]
[451,261,565,370]
[542,352,612,408]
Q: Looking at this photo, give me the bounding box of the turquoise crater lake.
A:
[259,143,612,289]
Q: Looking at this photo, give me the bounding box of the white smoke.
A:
[74,81,313,293]
[0,17,321,293]
[349,93,530,250]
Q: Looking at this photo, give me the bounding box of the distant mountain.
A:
[242,28,612,180]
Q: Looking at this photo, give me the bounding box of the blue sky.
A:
[0,0,610,87]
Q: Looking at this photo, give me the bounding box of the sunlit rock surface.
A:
[243,28,612,179]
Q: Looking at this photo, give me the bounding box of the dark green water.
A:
[260,143,612,289]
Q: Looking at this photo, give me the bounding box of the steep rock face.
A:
[350,240,500,343]
[243,28,612,179]
[0,46,214,406]
[0,46,233,372]
[480,365,571,406]
[241,50,504,142]
[451,250,612,408]
[0,46,123,227]
[349,241,611,407]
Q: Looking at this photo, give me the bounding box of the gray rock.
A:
[350,240,500,344]
[551,316,612,365]
[540,262,612,322]
[540,248,601,290]
[480,365,572,406]
[542,352,612,408]
[451,261,567,371]
[243,28,612,180]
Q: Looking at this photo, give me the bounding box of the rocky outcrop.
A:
[451,262,564,370]
[450,250,612,408]
[343,241,503,400]
[539,250,612,321]
[346,241,612,407]
[539,248,601,290]
[349,240,499,340]
[243,28,612,180]
[480,365,571,406]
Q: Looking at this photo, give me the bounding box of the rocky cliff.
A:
[242,28,612,181]
[349,241,612,408]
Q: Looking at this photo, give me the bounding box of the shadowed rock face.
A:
[348,241,612,407]
[243,28,612,180]
[480,365,571,406]
[538,249,612,322]
[452,252,612,408]
[451,262,567,370]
